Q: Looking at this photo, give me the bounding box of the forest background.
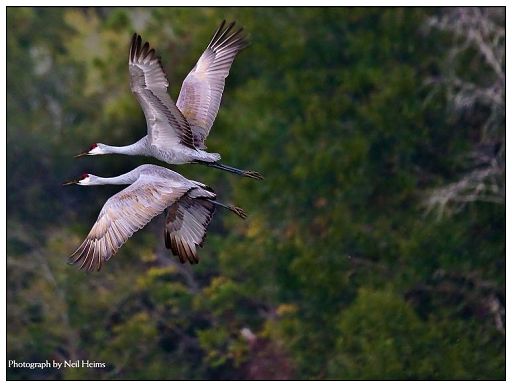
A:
[6,7,505,380]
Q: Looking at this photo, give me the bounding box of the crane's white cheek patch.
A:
[89,147,103,155]
[79,177,91,185]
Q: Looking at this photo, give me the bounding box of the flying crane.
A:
[64,164,247,271]
[76,21,263,180]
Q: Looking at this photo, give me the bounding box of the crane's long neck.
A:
[89,169,141,185]
[102,136,148,156]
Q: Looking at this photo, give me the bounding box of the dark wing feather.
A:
[129,33,195,149]
[164,196,216,264]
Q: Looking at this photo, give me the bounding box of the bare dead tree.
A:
[424,7,504,218]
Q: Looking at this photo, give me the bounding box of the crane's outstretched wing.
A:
[129,33,195,149]
[69,176,192,271]
[176,21,249,149]
[164,197,216,264]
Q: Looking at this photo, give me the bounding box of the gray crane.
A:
[63,164,247,271]
[75,21,263,180]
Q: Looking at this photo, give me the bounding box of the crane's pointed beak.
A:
[74,151,89,158]
[62,179,79,186]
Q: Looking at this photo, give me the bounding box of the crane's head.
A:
[63,173,93,186]
[74,143,105,158]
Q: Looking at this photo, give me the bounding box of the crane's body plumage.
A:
[79,21,262,179]
[67,165,246,271]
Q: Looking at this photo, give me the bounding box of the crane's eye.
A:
[80,173,89,180]
[89,143,98,151]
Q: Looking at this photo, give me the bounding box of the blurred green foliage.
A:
[7,7,504,380]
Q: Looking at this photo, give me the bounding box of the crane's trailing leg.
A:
[208,199,248,219]
[206,162,264,180]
